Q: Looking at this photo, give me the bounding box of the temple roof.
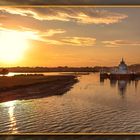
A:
[120,58,125,64]
[119,58,127,68]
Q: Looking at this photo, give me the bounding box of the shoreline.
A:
[0,75,78,103]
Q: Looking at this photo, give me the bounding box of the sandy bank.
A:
[0,75,78,103]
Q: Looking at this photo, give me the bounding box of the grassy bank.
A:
[0,75,78,103]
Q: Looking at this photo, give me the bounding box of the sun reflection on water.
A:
[4,101,18,133]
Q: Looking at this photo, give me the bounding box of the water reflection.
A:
[0,74,140,133]
[100,77,139,98]
[3,101,18,133]
[117,80,127,98]
[1,72,79,77]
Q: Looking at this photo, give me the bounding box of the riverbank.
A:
[0,75,78,103]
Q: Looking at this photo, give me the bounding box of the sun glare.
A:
[0,31,28,64]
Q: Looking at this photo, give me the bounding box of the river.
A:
[0,73,140,133]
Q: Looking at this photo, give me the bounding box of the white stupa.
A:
[111,58,128,74]
[118,58,128,74]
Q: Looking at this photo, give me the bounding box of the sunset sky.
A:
[0,7,140,67]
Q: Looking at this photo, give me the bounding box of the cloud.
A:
[34,36,96,47]
[0,0,140,5]
[0,7,128,24]
[40,29,66,37]
[61,37,96,46]
[0,25,66,44]
[19,26,66,37]
[102,40,140,47]
[0,25,95,47]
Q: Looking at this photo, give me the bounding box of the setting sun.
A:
[0,31,28,64]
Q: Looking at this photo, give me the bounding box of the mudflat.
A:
[0,75,78,103]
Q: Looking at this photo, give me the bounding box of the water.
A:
[0,73,140,133]
[2,72,78,77]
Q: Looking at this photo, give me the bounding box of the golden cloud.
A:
[61,37,96,46]
[35,36,96,47]
[19,26,66,37]
[0,25,66,44]
[0,23,96,46]
[0,25,95,47]
[0,7,128,24]
[103,40,140,47]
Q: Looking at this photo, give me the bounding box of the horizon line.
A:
[0,64,139,68]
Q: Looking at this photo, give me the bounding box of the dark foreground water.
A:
[0,73,140,133]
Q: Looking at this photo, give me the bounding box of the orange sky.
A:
[0,7,139,67]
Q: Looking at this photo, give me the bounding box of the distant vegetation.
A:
[0,64,139,73]
[0,66,96,73]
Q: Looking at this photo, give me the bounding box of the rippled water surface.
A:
[0,73,140,133]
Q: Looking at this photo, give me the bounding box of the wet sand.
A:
[0,75,78,103]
